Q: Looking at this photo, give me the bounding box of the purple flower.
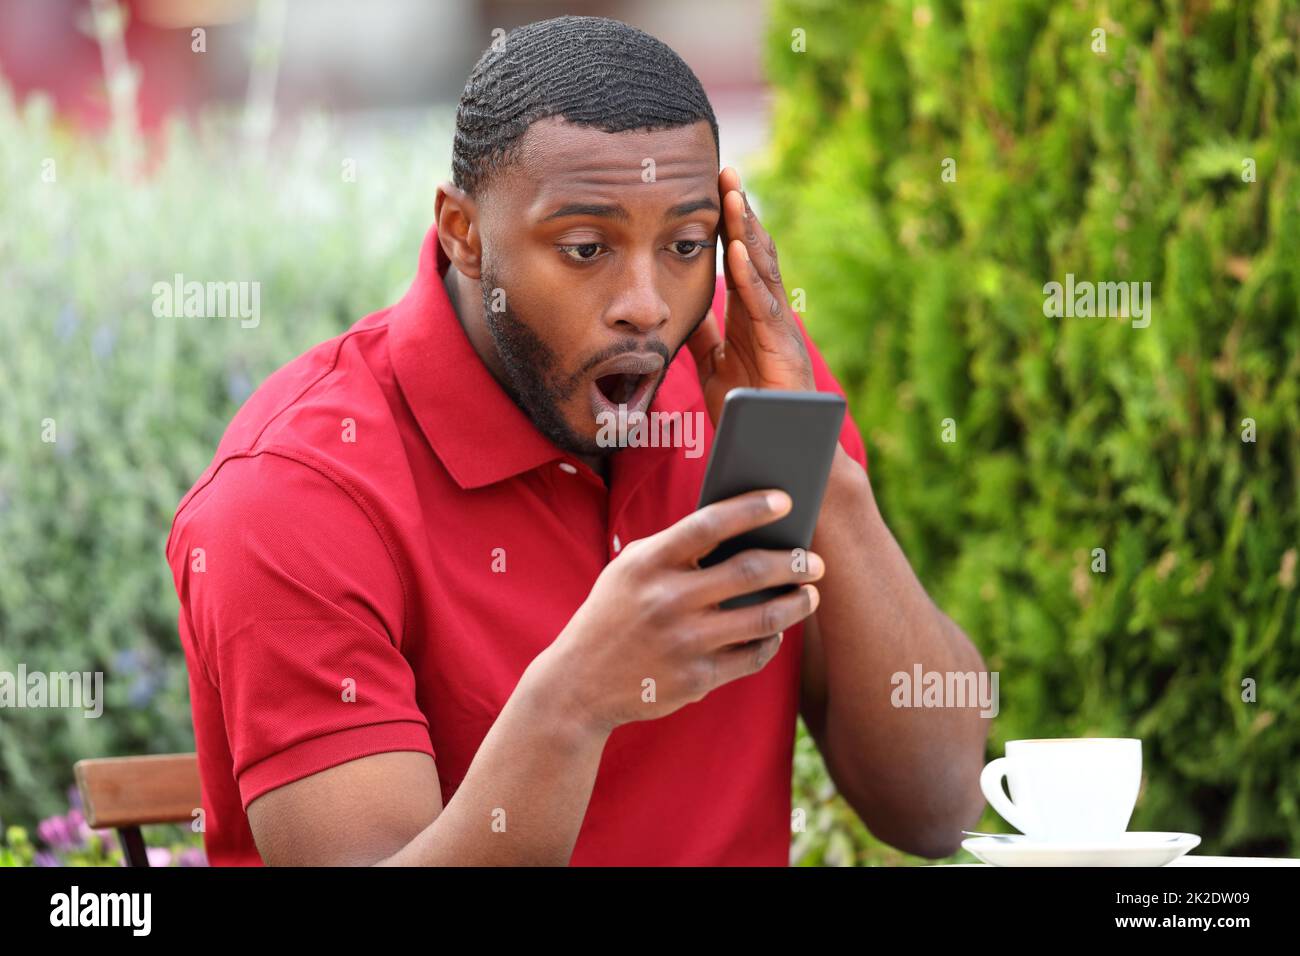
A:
[53,427,76,458]
[37,814,76,852]
[66,784,83,813]
[34,851,62,867]
[113,648,143,677]
[75,817,109,849]
[91,323,116,360]
[128,673,160,707]
[38,809,90,853]
[117,646,165,706]
[55,302,80,341]
[225,367,253,403]
[146,847,172,867]
[178,847,208,867]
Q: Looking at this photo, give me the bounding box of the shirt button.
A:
[612,533,622,553]
[558,462,577,475]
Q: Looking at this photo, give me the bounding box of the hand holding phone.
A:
[695,388,846,608]
[545,487,823,734]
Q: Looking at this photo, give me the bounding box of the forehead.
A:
[495,116,718,214]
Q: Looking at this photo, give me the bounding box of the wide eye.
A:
[558,243,606,262]
[668,239,710,259]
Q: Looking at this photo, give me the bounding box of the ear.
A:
[434,183,481,280]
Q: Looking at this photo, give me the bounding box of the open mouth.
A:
[588,352,664,422]
[595,372,645,406]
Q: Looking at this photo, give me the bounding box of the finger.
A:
[718,167,743,293]
[707,631,784,689]
[685,310,725,382]
[736,187,788,300]
[660,488,793,566]
[720,176,786,303]
[684,547,824,608]
[727,238,784,327]
[718,165,743,198]
[698,583,820,651]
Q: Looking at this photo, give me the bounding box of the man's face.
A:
[472,116,720,458]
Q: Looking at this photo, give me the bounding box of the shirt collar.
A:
[388,224,701,491]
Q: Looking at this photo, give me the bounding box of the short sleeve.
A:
[166,452,434,810]
[791,309,869,473]
[709,273,868,473]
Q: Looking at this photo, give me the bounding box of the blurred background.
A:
[0,0,1296,867]
[0,0,773,164]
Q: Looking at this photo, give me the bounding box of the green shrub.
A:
[761,0,1299,860]
[0,87,444,833]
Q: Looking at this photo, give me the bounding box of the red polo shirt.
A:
[166,224,868,866]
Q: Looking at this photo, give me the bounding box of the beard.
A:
[478,263,710,458]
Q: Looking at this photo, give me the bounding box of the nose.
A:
[604,250,670,335]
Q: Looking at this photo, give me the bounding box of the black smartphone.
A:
[695,388,847,609]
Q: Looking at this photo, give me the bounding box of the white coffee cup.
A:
[979,737,1141,842]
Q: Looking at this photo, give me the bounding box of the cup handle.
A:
[979,757,1036,835]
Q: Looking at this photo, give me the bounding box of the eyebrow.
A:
[539,196,720,223]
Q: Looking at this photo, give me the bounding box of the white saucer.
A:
[962,832,1201,867]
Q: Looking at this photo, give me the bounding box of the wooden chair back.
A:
[73,753,202,866]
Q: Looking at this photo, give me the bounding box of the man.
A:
[166,15,989,867]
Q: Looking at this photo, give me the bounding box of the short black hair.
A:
[451,15,720,197]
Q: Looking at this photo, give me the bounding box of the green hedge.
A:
[761,0,1299,858]
[0,90,442,833]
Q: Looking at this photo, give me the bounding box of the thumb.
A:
[686,311,725,383]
